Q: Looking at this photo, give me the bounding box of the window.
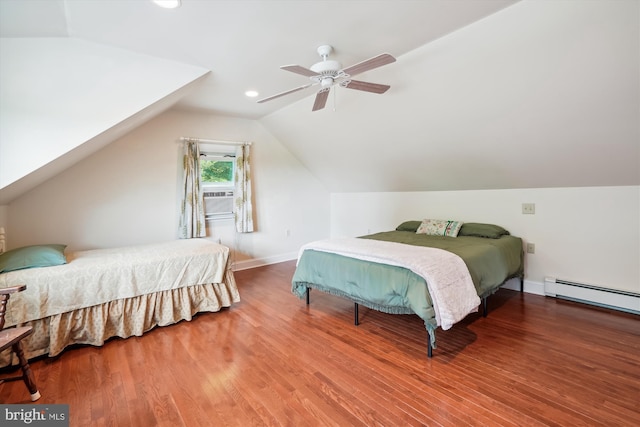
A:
[200,152,235,220]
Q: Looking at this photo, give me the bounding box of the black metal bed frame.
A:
[304,276,524,358]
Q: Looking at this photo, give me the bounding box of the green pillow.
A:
[458,223,510,239]
[395,221,422,232]
[0,244,67,273]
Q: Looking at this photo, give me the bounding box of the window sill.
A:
[206,215,234,222]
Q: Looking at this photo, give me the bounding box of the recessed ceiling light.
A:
[153,0,181,9]
[245,90,259,98]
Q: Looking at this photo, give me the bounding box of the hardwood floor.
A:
[1,260,639,426]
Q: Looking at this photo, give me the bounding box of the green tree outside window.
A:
[201,159,234,184]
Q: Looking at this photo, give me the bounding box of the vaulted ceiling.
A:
[1,0,638,202]
[0,0,519,118]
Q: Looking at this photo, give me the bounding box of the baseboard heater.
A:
[544,277,640,315]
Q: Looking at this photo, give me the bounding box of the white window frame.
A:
[200,151,235,221]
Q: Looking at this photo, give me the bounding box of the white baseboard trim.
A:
[232,252,298,271]
[501,278,545,295]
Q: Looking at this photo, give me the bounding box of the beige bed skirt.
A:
[1,269,240,367]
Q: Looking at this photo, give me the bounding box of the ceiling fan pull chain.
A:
[332,88,336,112]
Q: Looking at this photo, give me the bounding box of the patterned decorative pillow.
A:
[416,219,463,237]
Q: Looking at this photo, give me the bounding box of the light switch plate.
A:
[522,203,536,214]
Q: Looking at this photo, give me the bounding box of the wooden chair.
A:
[0,284,41,401]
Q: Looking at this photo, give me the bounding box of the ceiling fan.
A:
[257,45,396,111]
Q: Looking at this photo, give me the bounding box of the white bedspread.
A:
[299,238,480,330]
[0,239,230,326]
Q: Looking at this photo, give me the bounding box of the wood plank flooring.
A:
[1,260,639,426]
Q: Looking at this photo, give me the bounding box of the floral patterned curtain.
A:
[178,141,206,238]
[234,144,254,233]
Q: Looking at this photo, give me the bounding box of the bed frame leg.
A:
[482,297,488,317]
[427,332,433,358]
[306,288,310,305]
[354,303,359,326]
[520,277,524,292]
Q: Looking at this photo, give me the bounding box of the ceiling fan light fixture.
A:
[320,77,333,89]
[152,0,181,9]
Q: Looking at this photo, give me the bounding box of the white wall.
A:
[331,186,640,294]
[6,109,330,267]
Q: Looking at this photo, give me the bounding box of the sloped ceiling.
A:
[0,0,525,203]
[262,0,640,192]
[0,38,209,203]
[0,0,638,202]
[0,0,521,119]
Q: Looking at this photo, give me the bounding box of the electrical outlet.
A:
[285,229,291,237]
[522,203,536,214]
[526,243,535,254]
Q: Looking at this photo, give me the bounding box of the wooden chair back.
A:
[0,284,41,401]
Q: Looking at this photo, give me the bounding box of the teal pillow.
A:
[0,244,67,273]
[458,223,510,239]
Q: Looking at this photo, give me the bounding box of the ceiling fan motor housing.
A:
[310,59,342,75]
[311,45,344,83]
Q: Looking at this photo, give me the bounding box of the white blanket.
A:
[299,238,480,330]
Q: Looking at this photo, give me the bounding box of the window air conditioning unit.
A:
[204,190,234,217]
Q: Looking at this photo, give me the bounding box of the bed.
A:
[0,234,240,367]
[292,220,524,357]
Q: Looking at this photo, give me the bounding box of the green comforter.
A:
[362,231,524,298]
[291,231,524,346]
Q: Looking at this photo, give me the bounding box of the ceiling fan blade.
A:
[257,83,313,103]
[341,53,396,77]
[281,64,318,77]
[340,80,390,94]
[312,88,330,111]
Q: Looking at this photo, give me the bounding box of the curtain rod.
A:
[179,137,251,146]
